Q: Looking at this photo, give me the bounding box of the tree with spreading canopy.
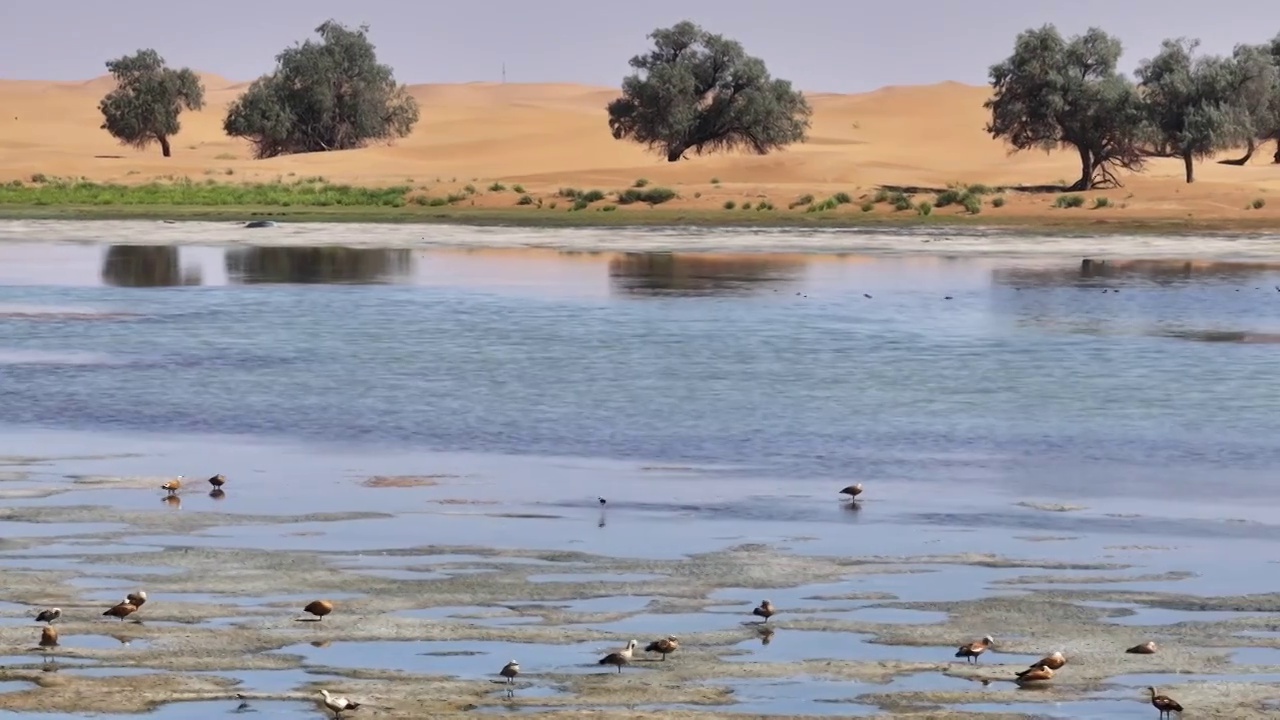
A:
[98,50,204,158]
[1213,42,1280,165]
[1135,38,1255,183]
[605,21,812,162]
[223,20,419,159]
[985,25,1147,191]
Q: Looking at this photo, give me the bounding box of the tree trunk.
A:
[157,134,171,158]
[1183,151,1194,183]
[1273,138,1280,164]
[1220,138,1255,166]
[1070,146,1093,191]
[665,144,686,162]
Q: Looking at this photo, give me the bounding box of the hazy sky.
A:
[4,1,1280,91]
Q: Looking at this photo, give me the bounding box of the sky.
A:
[3,0,1280,91]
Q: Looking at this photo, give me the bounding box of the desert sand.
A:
[3,73,1280,222]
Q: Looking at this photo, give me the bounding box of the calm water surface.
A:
[0,239,1277,518]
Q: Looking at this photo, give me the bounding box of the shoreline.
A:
[5,202,1280,236]
[4,216,1280,261]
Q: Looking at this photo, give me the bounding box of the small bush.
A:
[512,184,525,193]
[640,187,676,205]
[572,198,590,211]
[967,183,993,195]
[694,192,702,199]
[960,194,982,214]
[446,192,468,204]
[488,182,506,192]
[756,201,774,211]
[935,189,962,207]
[463,184,477,195]
[1252,198,1266,209]
[557,188,581,199]
[1054,194,1085,209]
[723,200,736,210]
[991,196,1006,208]
[600,204,617,212]
[872,188,890,203]
[833,191,853,205]
[710,177,721,184]
[633,178,649,188]
[30,173,48,184]
[789,193,815,209]
[890,191,913,211]
[428,197,449,207]
[411,195,431,206]
[580,189,606,203]
[860,201,874,212]
[516,194,534,206]
[548,202,557,209]
[1092,196,1111,209]
[741,202,752,210]
[917,202,933,216]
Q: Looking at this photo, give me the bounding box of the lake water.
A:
[3,224,1280,717]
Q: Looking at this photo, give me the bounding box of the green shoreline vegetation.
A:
[0,175,1273,234]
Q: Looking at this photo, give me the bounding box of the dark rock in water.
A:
[244,220,278,229]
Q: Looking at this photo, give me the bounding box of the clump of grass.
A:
[916,202,932,216]
[934,189,963,207]
[710,177,721,185]
[516,194,534,206]
[580,189,606,203]
[445,192,468,204]
[548,202,557,210]
[693,192,702,199]
[427,197,449,207]
[872,188,890,203]
[788,193,815,209]
[756,201,774,211]
[512,184,525,193]
[214,153,237,161]
[0,177,414,207]
[860,201,874,212]
[600,204,617,212]
[557,188,581,199]
[617,187,677,205]
[463,183,477,195]
[633,178,650,188]
[741,202,752,210]
[991,196,1006,208]
[723,200,736,210]
[29,173,49,184]
[488,182,506,192]
[1092,196,1111,209]
[889,191,913,212]
[1054,194,1086,209]
[960,193,982,214]
[1252,198,1266,209]
[833,191,853,205]
[571,198,590,211]
[967,183,993,195]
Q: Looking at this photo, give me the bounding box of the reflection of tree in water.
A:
[225,246,414,284]
[993,258,1280,288]
[608,252,805,297]
[101,245,201,287]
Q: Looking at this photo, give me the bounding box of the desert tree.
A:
[98,50,204,158]
[1136,38,1254,183]
[223,20,419,159]
[606,20,812,162]
[985,25,1147,191]
[1215,43,1280,164]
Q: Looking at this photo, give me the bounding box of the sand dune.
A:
[3,73,1280,221]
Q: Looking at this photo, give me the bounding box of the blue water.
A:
[2,240,1280,500]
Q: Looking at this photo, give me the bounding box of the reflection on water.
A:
[100,246,202,288]
[225,246,414,285]
[608,252,805,297]
[993,258,1280,288]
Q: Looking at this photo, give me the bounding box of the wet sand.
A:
[0,434,1279,718]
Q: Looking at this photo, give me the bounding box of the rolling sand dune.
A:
[3,73,1280,222]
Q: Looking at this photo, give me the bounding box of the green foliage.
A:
[580,189,607,203]
[488,182,506,192]
[710,177,721,184]
[986,25,1146,190]
[464,184,477,195]
[511,184,525,193]
[223,20,419,159]
[741,202,752,210]
[788,193,815,209]
[572,199,590,211]
[516,194,534,205]
[616,187,676,205]
[833,191,853,204]
[991,196,1006,208]
[917,202,933,216]
[1092,196,1111,208]
[966,183,994,195]
[0,177,409,207]
[557,188,581,199]
[1136,38,1255,183]
[960,194,982,214]
[427,197,449,207]
[98,50,204,158]
[606,21,812,162]
[860,201,874,212]
[633,178,650,188]
[756,200,774,210]
[723,200,736,210]
[1054,194,1086,208]
[600,204,617,212]
[934,189,962,207]
[890,192,913,211]
[1253,197,1266,209]
[872,189,890,203]
[445,192,468,204]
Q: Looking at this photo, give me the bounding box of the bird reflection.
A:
[233,693,251,713]
[209,489,226,500]
[758,627,775,645]
[162,495,181,510]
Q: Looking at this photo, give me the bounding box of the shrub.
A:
[446,192,468,204]
[960,193,982,214]
[1054,194,1085,209]
[548,202,557,209]
[488,182,506,192]
[723,200,736,210]
[833,191,852,205]
[710,177,721,184]
[872,188,890,203]
[890,191,913,211]
[1092,196,1111,209]
[917,201,933,216]
[600,204,617,212]
[967,183,993,195]
[633,178,649,188]
[557,187,581,199]
[860,201,874,212]
[572,198,590,211]
[756,201,774,211]
[516,194,534,205]
[991,196,1006,208]
[512,184,525,193]
[934,189,962,207]
[789,193,815,209]
[580,189,606,203]
[463,183,477,195]
[1252,198,1266,209]
[741,202,752,210]
[640,187,676,205]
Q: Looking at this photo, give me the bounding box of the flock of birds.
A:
[19,474,1186,718]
